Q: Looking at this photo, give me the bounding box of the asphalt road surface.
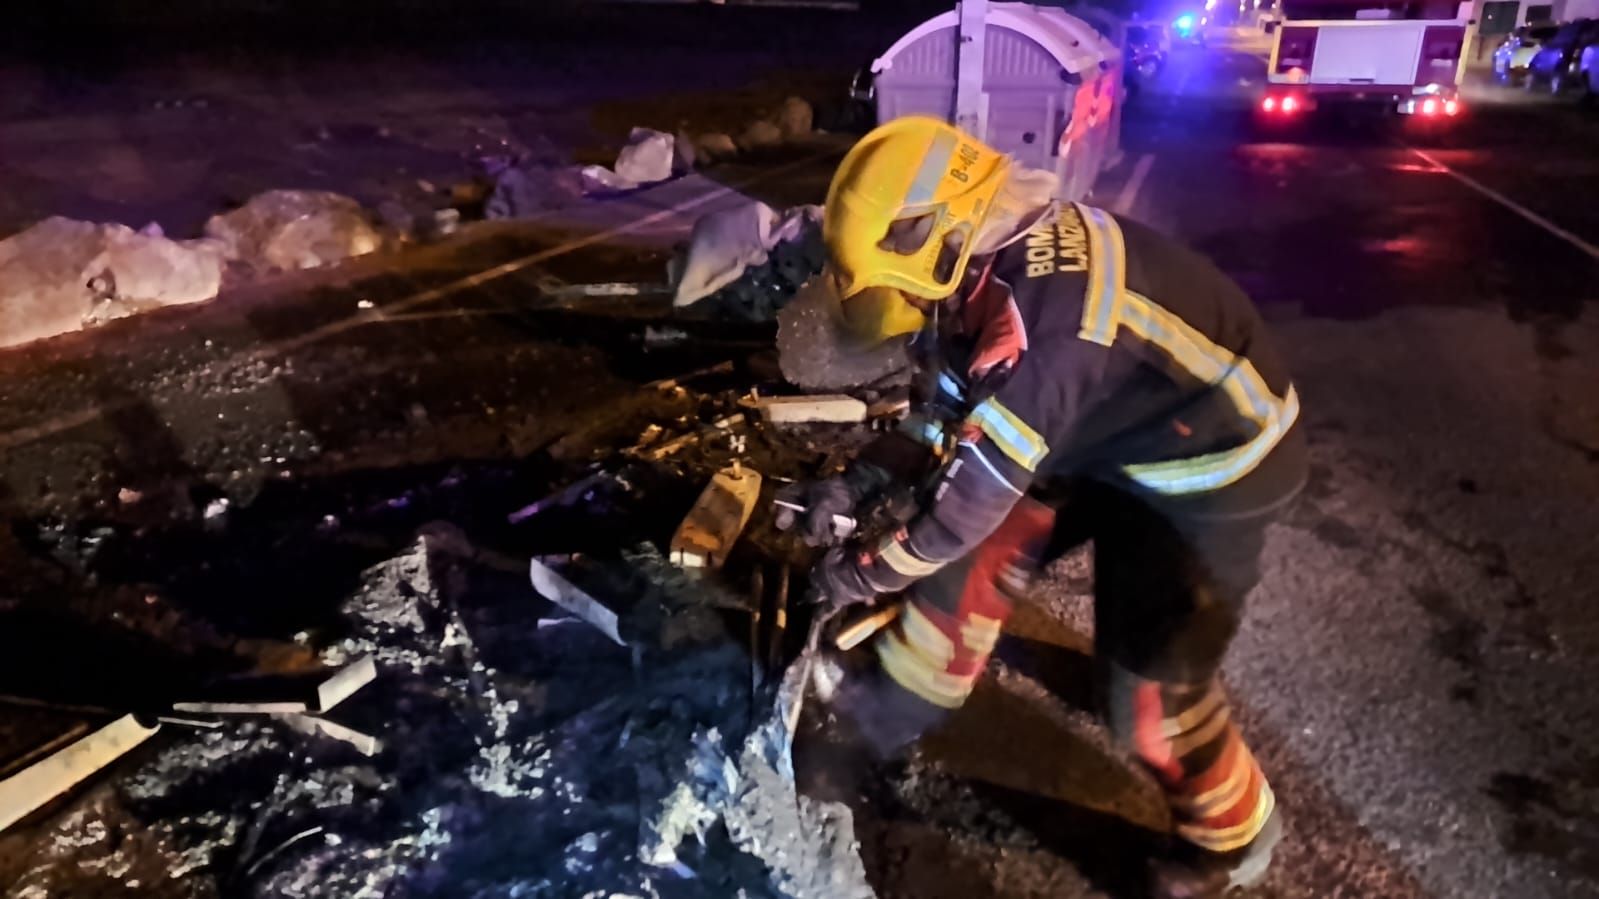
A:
[1,21,1597,899]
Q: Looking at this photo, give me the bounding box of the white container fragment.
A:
[873,2,1125,202]
[671,201,821,308]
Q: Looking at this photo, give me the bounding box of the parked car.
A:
[1524,18,1599,94]
[1493,23,1560,83]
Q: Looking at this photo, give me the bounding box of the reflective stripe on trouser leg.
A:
[1108,667,1274,853]
[874,498,1056,709]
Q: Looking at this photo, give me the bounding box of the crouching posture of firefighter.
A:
[775,117,1307,897]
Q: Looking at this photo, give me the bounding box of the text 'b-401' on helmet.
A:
[824,117,1011,307]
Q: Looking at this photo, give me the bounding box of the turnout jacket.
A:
[841,203,1307,599]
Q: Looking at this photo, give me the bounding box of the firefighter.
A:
[776,116,1307,897]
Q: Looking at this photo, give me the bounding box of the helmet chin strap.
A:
[912,295,945,403]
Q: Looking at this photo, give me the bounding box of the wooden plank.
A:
[669,464,763,570]
[835,603,902,651]
[0,715,159,835]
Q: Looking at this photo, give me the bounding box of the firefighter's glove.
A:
[774,477,857,546]
[808,547,879,612]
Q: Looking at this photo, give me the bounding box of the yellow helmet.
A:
[824,116,1011,343]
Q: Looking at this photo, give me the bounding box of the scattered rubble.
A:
[9,538,875,898]
[739,120,784,152]
[634,413,746,462]
[695,132,739,163]
[672,130,698,175]
[204,190,383,273]
[776,97,815,139]
[0,217,226,348]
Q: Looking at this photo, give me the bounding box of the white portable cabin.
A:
[872,2,1124,202]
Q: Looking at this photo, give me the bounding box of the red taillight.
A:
[1422,98,1438,115]
[1262,96,1277,112]
[1282,96,1299,113]
[1444,99,1460,116]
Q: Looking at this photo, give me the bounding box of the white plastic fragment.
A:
[581,128,680,194]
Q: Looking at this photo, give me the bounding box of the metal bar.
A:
[507,472,610,524]
[171,701,308,715]
[769,565,790,675]
[750,566,766,698]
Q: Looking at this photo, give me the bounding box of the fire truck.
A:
[1258,0,1471,119]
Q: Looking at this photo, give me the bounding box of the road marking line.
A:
[1113,153,1156,216]
[0,151,837,453]
[1409,146,1599,261]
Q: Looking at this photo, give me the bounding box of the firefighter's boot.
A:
[1148,805,1283,898]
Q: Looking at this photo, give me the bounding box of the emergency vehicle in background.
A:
[1259,0,1471,119]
